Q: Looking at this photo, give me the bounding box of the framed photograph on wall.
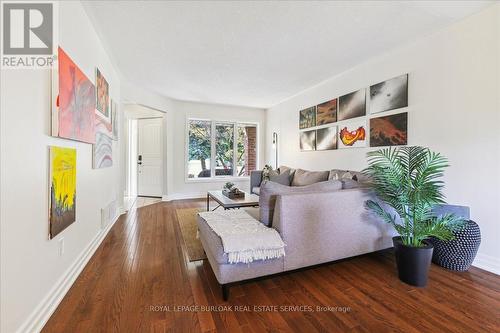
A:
[316,98,337,125]
[370,74,408,114]
[299,106,316,129]
[316,126,337,150]
[300,130,316,151]
[338,89,366,121]
[370,112,408,147]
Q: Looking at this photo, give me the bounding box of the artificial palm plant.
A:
[364,146,464,247]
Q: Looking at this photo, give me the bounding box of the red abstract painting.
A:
[56,47,96,143]
[339,126,366,147]
[370,112,408,147]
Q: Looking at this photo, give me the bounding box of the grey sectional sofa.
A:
[197,167,396,300]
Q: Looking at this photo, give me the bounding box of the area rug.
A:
[175,208,207,261]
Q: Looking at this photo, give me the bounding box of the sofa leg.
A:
[222,284,230,301]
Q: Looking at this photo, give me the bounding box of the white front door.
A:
[137,117,163,197]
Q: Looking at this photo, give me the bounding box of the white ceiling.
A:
[82,1,491,108]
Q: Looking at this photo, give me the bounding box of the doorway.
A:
[137,117,163,197]
[124,104,165,208]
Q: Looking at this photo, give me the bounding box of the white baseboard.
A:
[472,253,500,275]
[162,192,206,201]
[17,212,122,333]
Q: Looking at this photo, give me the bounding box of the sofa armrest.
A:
[272,189,396,270]
[250,170,263,194]
[432,204,470,220]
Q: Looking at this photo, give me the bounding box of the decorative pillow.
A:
[291,168,330,186]
[269,169,292,186]
[328,169,345,181]
[328,169,352,181]
[262,165,274,181]
[328,169,370,182]
[278,165,296,178]
[351,171,372,184]
[259,180,342,226]
[341,171,355,180]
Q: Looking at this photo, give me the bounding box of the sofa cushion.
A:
[291,169,329,186]
[269,169,292,186]
[350,171,371,183]
[197,211,282,268]
[329,169,352,181]
[259,180,342,226]
[197,214,230,264]
[341,179,369,189]
[329,169,371,183]
[244,207,260,220]
[278,165,296,178]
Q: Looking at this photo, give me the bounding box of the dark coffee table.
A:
[206,190,259,211]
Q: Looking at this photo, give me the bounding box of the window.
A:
[187,120,211,178]
[215,123,234,176]
[187,119,257,179]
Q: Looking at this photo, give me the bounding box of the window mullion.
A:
[211,121,216,178]
[233,123,237,177]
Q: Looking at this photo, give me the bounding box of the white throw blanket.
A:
[198,210,285,264]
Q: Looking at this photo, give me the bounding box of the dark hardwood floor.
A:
[43,199,500,333]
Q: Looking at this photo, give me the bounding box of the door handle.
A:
[137,154,142,165]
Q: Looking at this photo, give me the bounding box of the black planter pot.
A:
[393,237,434,287]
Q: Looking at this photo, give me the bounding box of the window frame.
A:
[185,117,259,182]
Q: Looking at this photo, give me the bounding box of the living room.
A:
[1,1,499,332]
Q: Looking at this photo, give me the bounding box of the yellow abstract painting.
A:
[49,146,76,239]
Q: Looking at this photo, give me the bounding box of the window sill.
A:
[185,176,250,184]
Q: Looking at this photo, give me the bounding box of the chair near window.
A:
[197,169,234,177]
[216,169,233,176]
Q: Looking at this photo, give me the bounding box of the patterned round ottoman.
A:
[430,220,481,271]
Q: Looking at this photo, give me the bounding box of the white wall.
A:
[166,100,266,200]
[266,5,500,273]
[0,2,124,332]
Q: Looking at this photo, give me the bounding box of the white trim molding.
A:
[472,253,500,275]
[17,212,122,333]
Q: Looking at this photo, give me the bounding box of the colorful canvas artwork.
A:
[53,47,96,143]
[316,99,337,125]
[96,68,110,118]
[338,119,367,149]
[49,146,77,239]
[300,130,316,151]
[95,112,112,138]
[338,89,366,121]
[370,74,408,114]
[93,113,113,168]
[111,100,119,140]
[316,126,337,150]
[299,106,316,129]
[370,112,408,147]
[296,73,410,152]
